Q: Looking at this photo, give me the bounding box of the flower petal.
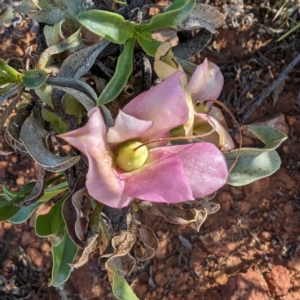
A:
[194,112,235,151]
[58,107,130,208]
[121,149,194,203]
[122,71,189,141]
[158,143,228,198]
[188,58,224,102]
[107,110,153,145]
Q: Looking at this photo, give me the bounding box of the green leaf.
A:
[2,183,17,200]
[0,59,21,78]
[77,10,135,44]
[112,270,139,300]
[8,182,68,224]
[136,31,162,57]
[35,84,53,108]
[137,0,196,31]
[22,69,48,89]
[0,200,20,221]
[63,94,85,124]
[35,196,66,238]
[225,126,287,186]
[49,229,78,287]
[9,202,41,224]
[42,108,68,134]
[98,37,135,105]
[41,181,69,202]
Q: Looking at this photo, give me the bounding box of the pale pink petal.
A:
[194,112,235,151]
[121,149,194,203]
[122,71,189,142]
[188,58,224,102]
[107,110,153,145]
[157,143,228,198]
[58,107,128,208]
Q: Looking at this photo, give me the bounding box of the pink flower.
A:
[58,72,228,208]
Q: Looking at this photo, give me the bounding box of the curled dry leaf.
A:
[108,254,136,277]
[37,28,82,69]
[137,201,198,225]
[19,115,80,172]
[176,4,225,34]
[72,203,103,268]
[134,224,158,261]
[19,167,46,206]
[188,207,208,231]
[62,187,86,248]
[196,199,220,215]
[104,211,138,276]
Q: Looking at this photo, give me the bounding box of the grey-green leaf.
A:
[20,115,80,172]
[225,125,287,186]
[16,0,85,25]
[226,150,282,186]
[246,125,288,150]
[22,69,48,89]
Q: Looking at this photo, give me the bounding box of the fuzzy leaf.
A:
[49,228,78,287]
[0,5,14,25]
[47,77,97,111]
[77,10,135,44]
[176,3,225,34]
[20,115,80,172]
[59,40,110,79]
[16,0,85,25]
[226,126,287,186]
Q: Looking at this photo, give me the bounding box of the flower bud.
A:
[114,140,149,172]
